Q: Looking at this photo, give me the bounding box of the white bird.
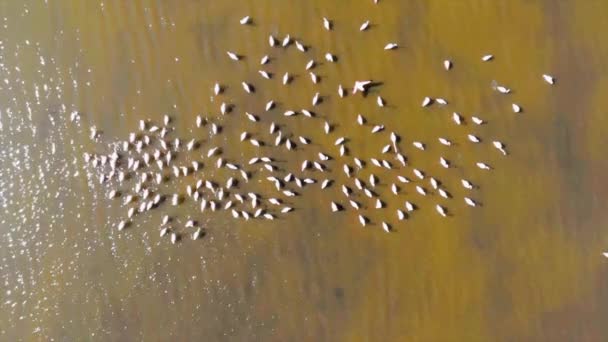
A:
[405,201,415,212]
[310,72,319,84]
[227,51,240,61]
[350,200,360,210]
[325,53,336,62]
[413,141,425,150]
[542,74,555,85]
[343,164,352,177]
[382,222,391,233]
[493,141,508,155]
[481,54,493,62]
[299,136,310,145]
[360,20,370,31]
[384,43,398,50]
[422,97,432,107]
[207,147,219,157]
[312,92,321,106]
[301,109,313,117]
[323,17,332,30]
[354,158,364,169]
[436,98,448,105]
[375,199,384,209]
[358,215,367,226]
[220,102,229,115]
[242,82,253,93]
[160,227,169,237]
[495,85,511,94]
[438,137,452,146]
[265,100,274,111]
[471,116,484,125]
[430,177,439,190]
[324,121,331,134]
[467,134,481,143]
[302,160,311,171]
[282,34,291,47]
[434,188,448,199]
[512,103,522,113]
[117,220,127,231]
[464,197,478,207]
[397,209,406,221]
[413,169,424,179]
[369,174,377,187]
[268,35,276,47]
[476,162,491,170]
[321,179,331,189]
[306,60,315,70]
[462,179,474,190]
[354,178,364,190]
[259,70,271,79]
[416,186,427,196]
[354,114,364,126]
[170,233,178,244]
[284,110,297,117]
[240,16,251,25]
[443,59,452,70]
[283,190,296,197]
[338,85,345,98]
[186,139,196,151]
[436,205,447,217]
[295,41,306,52]
[260,55,270,65]
[352,80,372,94]
[246,112,259,122]
[439,157,450,168]
[371,125,384,134]
[396,153,406,166]
[335,137,346,145]
[283,72,291,85]
[331,201,340,212]
[377,96,385,107]
[452,112,463,125]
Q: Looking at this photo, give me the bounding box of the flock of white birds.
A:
[77,6,556,244]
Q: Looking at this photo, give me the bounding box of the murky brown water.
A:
[2,0,608,341]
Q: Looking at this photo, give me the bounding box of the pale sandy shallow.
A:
[1,1,608,341]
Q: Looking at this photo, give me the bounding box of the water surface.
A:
[2,1,608,341]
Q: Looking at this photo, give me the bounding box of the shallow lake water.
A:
[2,0,608,341]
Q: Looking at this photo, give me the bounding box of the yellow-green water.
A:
[2,0,608,341]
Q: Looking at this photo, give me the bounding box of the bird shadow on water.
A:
[360,82,384,97]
